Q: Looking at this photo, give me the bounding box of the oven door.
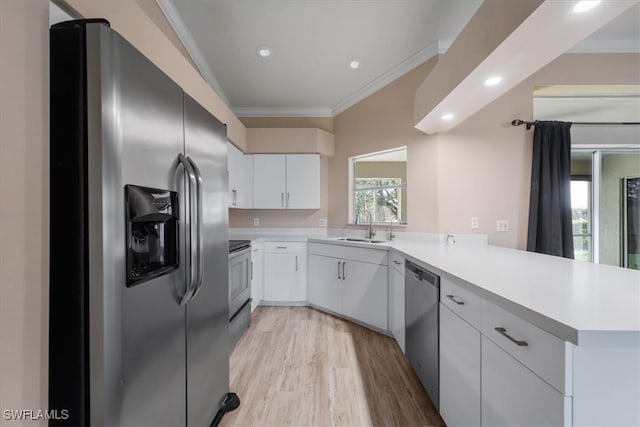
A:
[229,247,251,319]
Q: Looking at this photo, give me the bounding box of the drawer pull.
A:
[276,246,288,249]
[446,294,465,305]
[393,260,402,265]
[494,327,528,347]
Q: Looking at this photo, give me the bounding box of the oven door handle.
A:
[187,156,204,303]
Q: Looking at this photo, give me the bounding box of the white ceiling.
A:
[162,0,483,116]
[51,1,640,119]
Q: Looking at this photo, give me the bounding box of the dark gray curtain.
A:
[527,121,574,258]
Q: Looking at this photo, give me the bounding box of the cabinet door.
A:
[440,304,481,427]
[389,266,405,351]
[250,245,263,312]
[342,260,388,330]
[308,254,342,313]
[481,336,571,427]
[263,253,305,302]
[253,155,286,208]
[227,142,243,207]
[238,154,253,208]
[286,154,320,209]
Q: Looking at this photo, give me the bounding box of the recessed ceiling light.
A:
[573,1,601,13]
[441,113,455,121]
[484,76,503,86]
[348,60,360,70]
[257,46,272,58]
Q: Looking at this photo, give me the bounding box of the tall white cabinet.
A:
[253,154,320,209]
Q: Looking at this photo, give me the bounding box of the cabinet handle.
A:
[232,189,237,206]
[253,248,259,252]
[342,261,346,281]
[276,246,287,249]
[295,255,298,271]
[393,260,402,265]
[494,327,528,347]
[337,261,341,279]
[286,192,290,207]
[251,261,254,280]
[446,294,465,305]
[281,192,284,207]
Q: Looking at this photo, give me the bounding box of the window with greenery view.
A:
[350,148,407,225]
[571,178,592,262]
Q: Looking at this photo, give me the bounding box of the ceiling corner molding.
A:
[437,38,453,54]
[331,40,440,116]
[155,0,231,106]
[568,38,640,54]
[233,107,334,118]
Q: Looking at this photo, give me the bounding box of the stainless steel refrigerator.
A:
[49,19,238,426]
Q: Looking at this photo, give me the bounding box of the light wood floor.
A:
[221,306,444,427]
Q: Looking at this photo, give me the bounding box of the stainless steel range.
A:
[229,240,252,347]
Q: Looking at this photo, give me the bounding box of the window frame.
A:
[348,147,407,225]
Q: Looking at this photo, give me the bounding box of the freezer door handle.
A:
[178,153,197,305]
[187,156,204,302]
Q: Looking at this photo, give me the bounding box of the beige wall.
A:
[331,58,440,232]
[327,53,639,247]
[0,0,49,423]
[436,53,640,248]
[63,0,248,148]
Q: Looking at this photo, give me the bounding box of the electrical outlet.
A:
[253,218,260,227]
[496,220,509,232]
[471,216,479,229]
[319,218,327,226]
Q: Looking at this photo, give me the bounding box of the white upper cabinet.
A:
[285,154,320,209]
[253,154,320,209]
[227,142,253,208]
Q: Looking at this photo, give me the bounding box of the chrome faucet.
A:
[388,215,398,241]
[364,210,375,239]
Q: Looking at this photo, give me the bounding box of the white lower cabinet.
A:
[439,304,480,427]
[263,242,306,303]
[308,254,342,313]
[341,259,387,331]
[388,254,405,352]
[481,335,571,427]
[307,243,388,331]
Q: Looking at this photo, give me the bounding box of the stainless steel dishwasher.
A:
[405,260,440,409]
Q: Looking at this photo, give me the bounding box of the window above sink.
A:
[349,147,407,225]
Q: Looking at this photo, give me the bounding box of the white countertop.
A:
[308,237,640,346]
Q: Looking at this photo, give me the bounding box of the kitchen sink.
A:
[336,237,386,244]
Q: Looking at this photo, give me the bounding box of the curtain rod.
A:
[511,119,640,130]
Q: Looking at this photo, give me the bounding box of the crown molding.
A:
[156,0,231,106]
[568,38,640,53]
[233,107,334,118]
[331,40,440,116]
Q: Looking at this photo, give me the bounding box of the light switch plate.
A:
[471,217,479,229]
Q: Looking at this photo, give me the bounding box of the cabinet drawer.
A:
[441,277,481,330]
[308,242,388,265]
[481,299,572,395]
[264,241,305,253]
[389,251,405,275]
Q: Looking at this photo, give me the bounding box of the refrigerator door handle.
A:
[187,156,204,302]
[178,153,197,305]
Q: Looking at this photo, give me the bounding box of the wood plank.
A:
[221,306,444,427]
